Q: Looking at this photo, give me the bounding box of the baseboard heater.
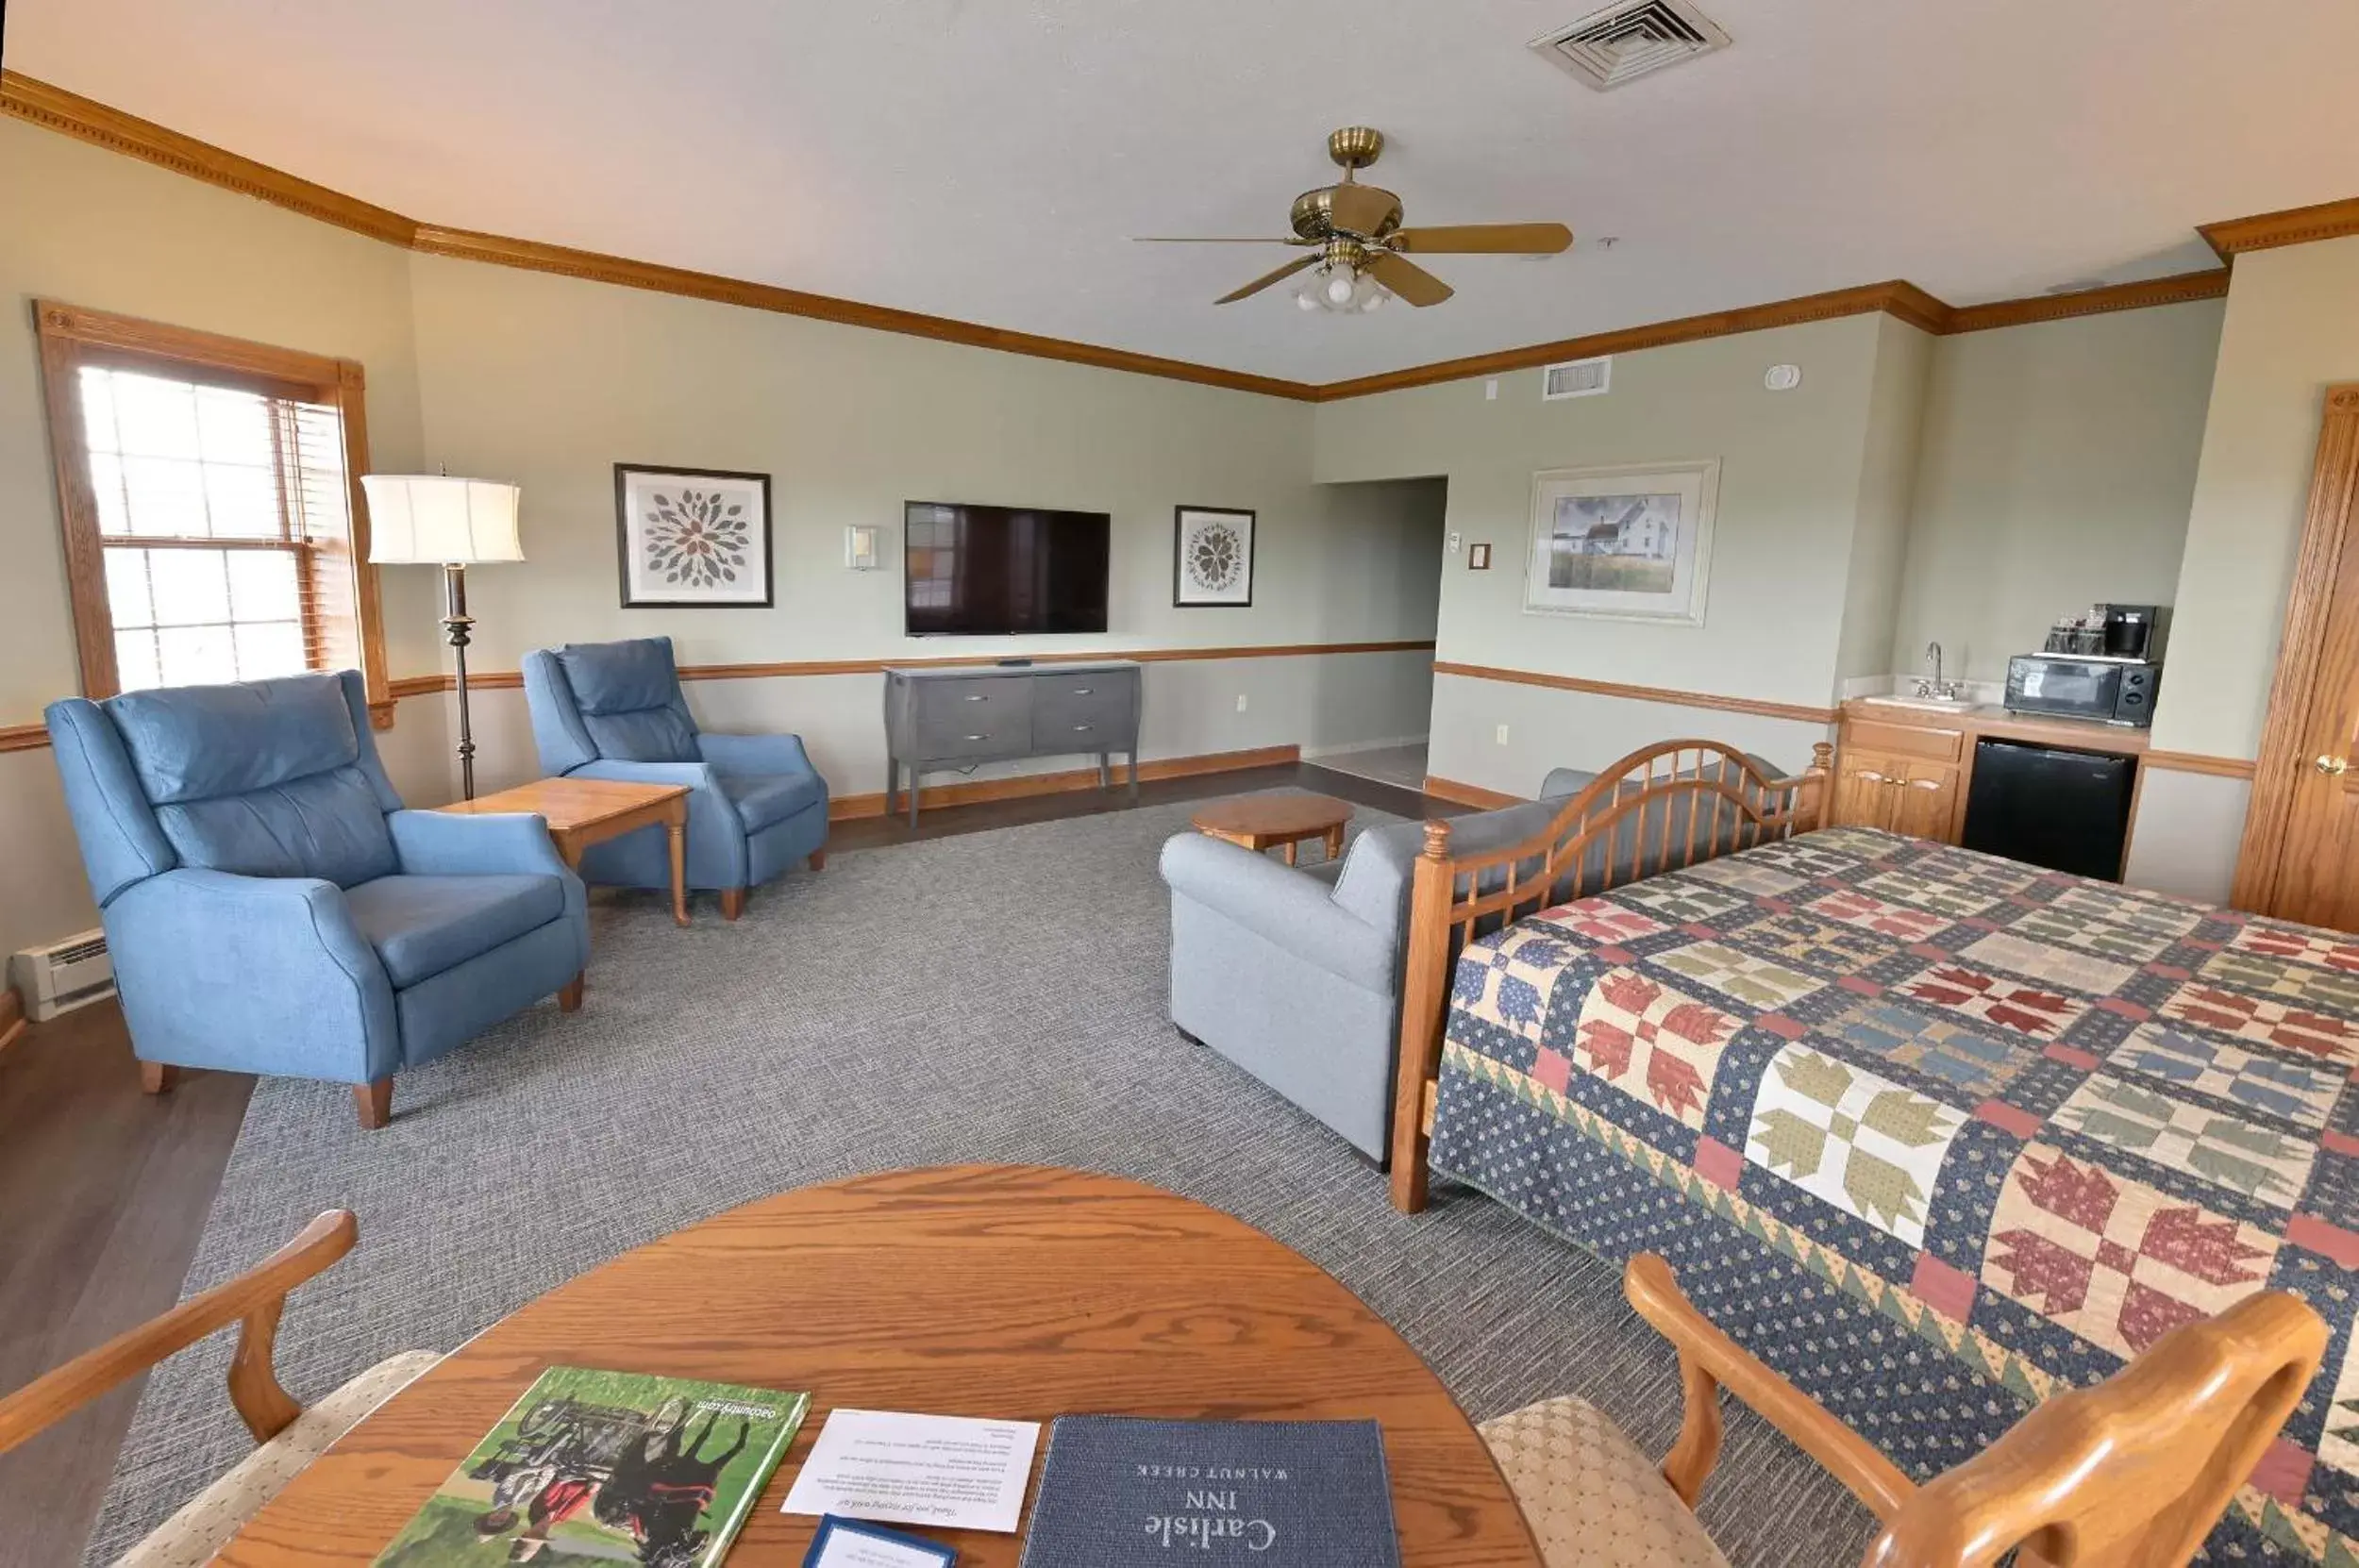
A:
[9,928,115,1021]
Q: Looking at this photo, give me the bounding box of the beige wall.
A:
[1891,300,2224,687]
[2159,236,2359,762]
[0,118,1445,955]
[399,253,1443,798]
[1835,320,1933,686]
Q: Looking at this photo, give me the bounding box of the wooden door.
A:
[2236,386,2359,930]
[1891,760,1963,842]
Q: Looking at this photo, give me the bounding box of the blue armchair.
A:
[520,637,829,918]
[45,670,589,1128]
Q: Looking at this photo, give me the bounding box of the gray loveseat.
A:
[1158,769,1599,1162]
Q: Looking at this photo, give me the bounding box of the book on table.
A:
[1015,1416,1402,1567]
[372,1365,810,1567]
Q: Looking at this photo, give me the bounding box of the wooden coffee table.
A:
[216,1165,1541,1566]
[436,776,693,926]
[1191,791,1354,864]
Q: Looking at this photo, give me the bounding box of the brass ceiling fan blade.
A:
[1325,182,1398,238]
[1368,251,1454,308]
[1390,222,1574,255]
[1132,236,1307,244]
[1216,254,1318,305]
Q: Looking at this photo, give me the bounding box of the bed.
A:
[1385,741,2359,1561]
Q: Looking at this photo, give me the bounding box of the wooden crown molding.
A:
[0,69,2289,408]
[2200,196,2359,260]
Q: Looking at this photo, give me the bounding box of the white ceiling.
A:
[9,0,2358,384]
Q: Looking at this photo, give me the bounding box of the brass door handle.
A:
[2319,756,2351,776]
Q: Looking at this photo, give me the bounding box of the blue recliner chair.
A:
[520,637,829,918]
[45,669,590,1128]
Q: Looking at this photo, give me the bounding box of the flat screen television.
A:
[903,501,1111,636]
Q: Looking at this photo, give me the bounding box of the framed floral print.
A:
[614,464,774,608]
[1172,506,1255,608]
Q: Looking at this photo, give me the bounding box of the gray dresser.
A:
[883,661,1143,825]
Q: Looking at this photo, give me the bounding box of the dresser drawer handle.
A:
[963,733,989,742]
[1072,686,1093,694]
[1072,724,1094,733]
[963,693,988,703]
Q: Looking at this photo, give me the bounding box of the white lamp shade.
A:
[361,475,525,564]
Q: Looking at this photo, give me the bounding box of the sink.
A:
[1861,693,1980,715]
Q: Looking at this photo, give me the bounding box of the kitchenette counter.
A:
[1840,698,2150,756]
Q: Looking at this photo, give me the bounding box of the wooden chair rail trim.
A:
[0,69,2308,408]
[0,1209,357,1455]
[2143,748,2260,780]
[1388,741,1832,1210]
[1431,660,1842,726]
[1623,1254,1916,1520]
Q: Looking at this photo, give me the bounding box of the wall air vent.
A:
[1530,0,1731,91]
[1542,356,1612,400]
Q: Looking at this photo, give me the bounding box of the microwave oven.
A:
[2003,655,2160,727]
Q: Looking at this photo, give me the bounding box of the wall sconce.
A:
[845,525,879,571]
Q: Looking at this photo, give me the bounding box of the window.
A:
[37,302,387,720]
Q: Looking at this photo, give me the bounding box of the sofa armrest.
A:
[106,869,396,1082]
[698,731,817,779]
[1158,832,1395,993]
[387,809,575,882]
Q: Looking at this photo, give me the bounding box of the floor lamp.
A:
[360,475,524,801]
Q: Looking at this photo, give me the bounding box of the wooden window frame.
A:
[33,299,391,726]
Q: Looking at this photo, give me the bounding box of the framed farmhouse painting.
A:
[1523,459,1718,626]
[614,463,774,608]
[1172,506,1256,608]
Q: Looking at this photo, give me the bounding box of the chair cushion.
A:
[556,638,700,763]
[112,1349,441,1568]
[345,873,567,988]
[109,674,401,889]
[1481,1395,1730,1568]
[721,771,826,833]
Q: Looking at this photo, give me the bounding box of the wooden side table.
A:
[436,777,694,942]
[1190,791,1354,865]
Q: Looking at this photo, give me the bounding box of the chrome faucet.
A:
[1912,642,1958,700]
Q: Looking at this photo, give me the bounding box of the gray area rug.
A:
[89,795,1877,1565]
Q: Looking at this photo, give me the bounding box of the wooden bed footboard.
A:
[1388,739,1835,1212]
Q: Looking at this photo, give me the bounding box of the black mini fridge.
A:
[1960,739,2137,881]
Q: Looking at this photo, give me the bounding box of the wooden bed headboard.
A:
[1389,738,1835,1212]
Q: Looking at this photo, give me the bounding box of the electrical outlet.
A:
[1446,530,1463,553]
[1484,378,1499,401]
[1495,724,1510,746]
[1235,692,1249,713]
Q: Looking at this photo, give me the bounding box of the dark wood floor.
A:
[0,761,1448,1567]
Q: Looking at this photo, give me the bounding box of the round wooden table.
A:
[222,1165,1540,1565]
[1191,792,1355,865]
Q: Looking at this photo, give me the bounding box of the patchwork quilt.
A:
[1426,826,2359,1563]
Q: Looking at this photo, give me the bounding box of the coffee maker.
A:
[2042,604,2167,662]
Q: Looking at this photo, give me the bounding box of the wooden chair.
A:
[0,1210,440,1567]
[1481,1253,2327,1568]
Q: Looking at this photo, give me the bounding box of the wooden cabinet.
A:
[1831,719,1966,842]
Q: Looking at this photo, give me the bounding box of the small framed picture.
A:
[1173,506,1255,608]
[615,463,774,608]
[1468,542,1492,570]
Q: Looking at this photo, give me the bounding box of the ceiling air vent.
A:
[1530,0,1731,91]
[1543,356,1612,400]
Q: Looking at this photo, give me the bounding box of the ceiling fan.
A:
[1136,126,1574,312]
